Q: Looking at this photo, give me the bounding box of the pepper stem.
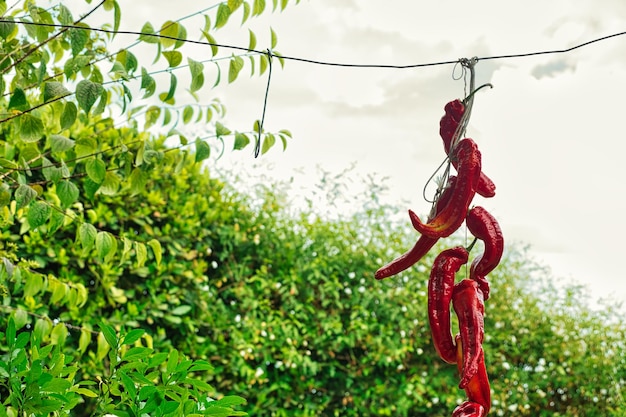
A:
[463,83,494,104]
[466,237,478,253]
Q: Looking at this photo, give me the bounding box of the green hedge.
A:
[1,135,625,416]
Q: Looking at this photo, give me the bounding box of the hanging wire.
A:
[1,20,625,69]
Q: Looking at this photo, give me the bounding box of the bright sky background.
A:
[85,1,626,307]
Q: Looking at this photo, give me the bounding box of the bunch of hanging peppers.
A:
[375,98,503,417]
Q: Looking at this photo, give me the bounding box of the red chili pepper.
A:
[452,401,485,417]
[455,334,491,413]
[428,246,468,364]
[409,138,481,238]
[374,177,458,280]
[452,279,485,389]
[466,206,504,300]
[439,100,496,198]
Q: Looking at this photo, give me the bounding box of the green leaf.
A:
[228,0,244,11]
[189,360,214,372]
[19,114,44,142]
[75,137,97,159]
[43,82,70,102]
[188,58,205,92]
[6,317,16,346]
[253,0,266,16]
[113,1,121,34]
[242,1,251,24]
[228,55,244,83]
[162,50,182,68]
[248,29,257,51]
[15,184,37,210]
[138,21,158,43]
[47,209,65,235]
[49,134,75,153]
[148,238,163,266]
[144,105,161,129]
[0,17,17,41]
[27,201,51,230]
[159,21,180,49]
[57,180,79,209]
[202,31,218,57]
[69,27,88,56]
[215,3,231,29]
[60,102,77,130]
[99,172,120,195]
[166,349,179,374]
[182,105,194,124]
[41,377,72,393]
[213,396,247,407]
[233,132,250,150]
[96,231,117,262]
[262,133,275,155]
[141,67,156,98]
[85,159,106,184]
[8,87,29,110]
[195,139,210,163]
[75,80,104,114]
[215,121,231,137]
[171,305,192,315]
[122,329,145,345]
[270,27,278,49]
[99,323,118,349]
[161,72,177,103]
[135,242,147,267]
[78,223,97,254]
[96,332,110,361]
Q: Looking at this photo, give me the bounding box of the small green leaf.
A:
[27,201,51,230]
[202,31,218,57]
[75,387,98,398]
[162,72,177,103]
[15,184,37,210]
[122,329,145,345]
[182,106,194,124]
[43,82,70,102]
[215,121,231,137]
[98,323,118,349]
[57,180,79,209]
[248,29,257,51]
[188,58,205,92]
[171,305,192,316]
[49,134,75,153]
[8,87,28,111]
[75,137,97,159]
[69,27,88,56]
[47,209,66,235]
[0,17,17,41]
[262,133,275,155]
[78,223,97,254]
[135,242,147,267]
[253,0,266,16]
[75,80,104,114]
[6,317,16,346]
[99,172,120,195]
[85,159,106,184]
[195,139,210,163]
[159,21,180,49]
[41,377,72,393]
[162,50,182,68]
[166,349,179,374]
[234,132,250,150]
[270,27,277,49]
[140,67,156,98]
[147,239,162,266]
[60,102,77,130]
[228,0,244,11]
[138,21,158,43]
[242,1,251,24]
[96,231,117,262]
[228,55,244,83]
[96,331,110,361]
[215,3,231,28]
[19,114,44,143]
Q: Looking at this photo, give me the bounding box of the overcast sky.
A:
[86,0,626,306]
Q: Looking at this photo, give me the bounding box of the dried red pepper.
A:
[452,279,485,388]
[466,206,504,300]
[455,334,491,413]
[452,401,485,417]
[428,246,468,364]
[374,177,457,280]
[439,100,496,198]
[409,138,481,238]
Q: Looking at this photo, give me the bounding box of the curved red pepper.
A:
[452,401,485,417]
[428,246,468,364]
[409,138,481,238]
[455,334,491,413]
[374,177,457,280]
[466,206,504,300]
[452,279,485,389]
[439,100,496,198]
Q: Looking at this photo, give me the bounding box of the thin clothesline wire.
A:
[1,20,625,69]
